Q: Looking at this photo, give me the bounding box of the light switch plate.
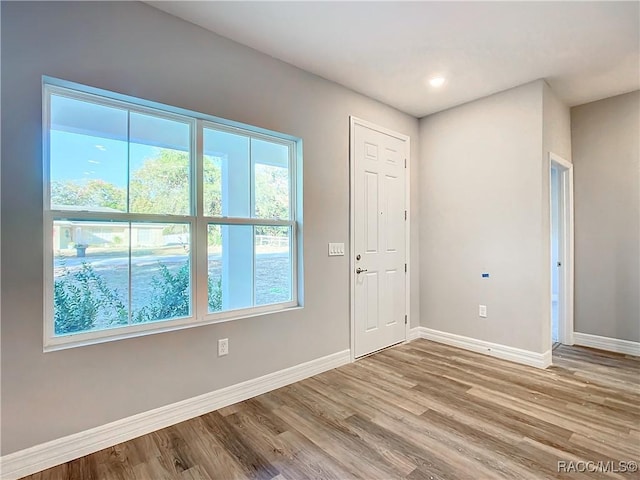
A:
[328,242,345,256]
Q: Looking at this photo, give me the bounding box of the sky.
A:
[50,130,157,187]
[50,93,190,188]
[49,92,289,193]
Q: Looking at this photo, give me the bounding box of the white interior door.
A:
[352,121,407,358]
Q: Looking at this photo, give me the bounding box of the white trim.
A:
[50,210,294,226]
[42,86,54,348]
[195,120,207,323]
[573,333,640,356]
[549,152,575,347]
[563,166,575,345]
[404,132,412,344]
[408,327,422,341]
[409,327,552,369]
[0,349,351,480]
[549,151,572,170]
[349,117,411,361]
[348,117,356,362]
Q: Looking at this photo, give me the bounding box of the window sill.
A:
[43,304,303,352]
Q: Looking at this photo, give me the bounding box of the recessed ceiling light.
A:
[429,77,446,88]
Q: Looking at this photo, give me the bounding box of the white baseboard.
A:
[407,326,422,341]
[409,327,551,369]
[573,332,640,356]
[0,349,351,480]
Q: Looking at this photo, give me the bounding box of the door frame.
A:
[549,152,574,347]
[349,116,411,361]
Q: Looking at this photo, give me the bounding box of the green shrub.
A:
[133,263,190,323]
[54,263,127,334]
[208,277,222,312]
[132,261,223,323]
[55,261,223,332]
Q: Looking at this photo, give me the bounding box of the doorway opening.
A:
[549,153,574,350]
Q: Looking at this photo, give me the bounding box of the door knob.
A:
[356,267,368,274]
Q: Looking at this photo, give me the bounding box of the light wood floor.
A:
[24,340,639,480]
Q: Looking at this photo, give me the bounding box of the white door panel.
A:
[364,171,379,252]
[353,122,407,357]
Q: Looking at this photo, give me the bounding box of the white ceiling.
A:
[149,1,640,118]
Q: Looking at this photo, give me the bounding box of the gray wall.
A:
[543,82,572,163]
[571,91,640,342]
[0,1,419,454]
[419,81,551,353]
[542,82,572,348]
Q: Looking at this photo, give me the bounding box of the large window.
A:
[44,80,300,349]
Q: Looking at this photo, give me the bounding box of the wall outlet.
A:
[479,305,487,318]
[218,338,229,356]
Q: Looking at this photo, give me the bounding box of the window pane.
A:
[252,138,290,220]
[131,223,191,323]
[208,224,253,312]
[53,220,129,335]
[50,94,128,212]
[255,226,291,305]
[203,128,250,217]
[129,113,192,215]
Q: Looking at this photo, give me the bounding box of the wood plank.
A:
[19,341,639,480]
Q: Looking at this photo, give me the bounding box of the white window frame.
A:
[43,78,301,351]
